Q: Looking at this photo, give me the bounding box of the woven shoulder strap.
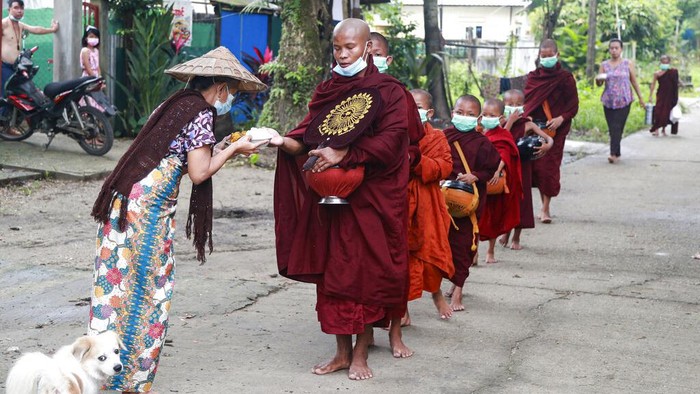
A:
[453,141,471,174]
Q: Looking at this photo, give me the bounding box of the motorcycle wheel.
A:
[76,106,113,156]
[0,106,34,141]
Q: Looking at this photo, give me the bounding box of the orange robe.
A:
[479,126,523,239]
[407,123,455,300]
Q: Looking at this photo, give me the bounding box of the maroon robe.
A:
[479,126,522,239]
[508,118,535,229]
[443,127,500,287]
[524,63,579,197]
[274,58,422,334]
[651,68,679,134]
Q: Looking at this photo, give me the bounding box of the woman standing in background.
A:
[597,39,645,164]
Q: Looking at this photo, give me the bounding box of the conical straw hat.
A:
[165,46,267,92]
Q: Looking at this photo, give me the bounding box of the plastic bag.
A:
[670,104,682,123]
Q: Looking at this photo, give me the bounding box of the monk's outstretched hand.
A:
[308,147,348,173]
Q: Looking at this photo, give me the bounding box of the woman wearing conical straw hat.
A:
[88,47,267,393]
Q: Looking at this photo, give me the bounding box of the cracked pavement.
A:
[1,103,699,393]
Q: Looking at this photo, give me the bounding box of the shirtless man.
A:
[1,0,59,96]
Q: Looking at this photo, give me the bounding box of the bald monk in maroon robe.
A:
[478,98,523,264]
[268,18,423,381]
[649,55,680,136]
[499,89,553,250]
[523,39,579,224]
[443,95,500,311]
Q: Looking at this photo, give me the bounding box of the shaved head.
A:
[410,89,433,107]
[370,32,389,54]
[333,18,371,42]
[540,39,558,53]
[503,89,524,104]
[483,98,505,115]
[455,94,482,115]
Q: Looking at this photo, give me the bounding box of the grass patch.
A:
[569,82,646,142]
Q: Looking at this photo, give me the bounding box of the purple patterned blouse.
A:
[167,109,216,166]
[601,59,634,109]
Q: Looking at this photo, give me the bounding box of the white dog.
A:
[5,331,123,394]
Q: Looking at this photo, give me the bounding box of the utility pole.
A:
[53,0,82,81]
[585,0,597,80]
[614,0,621,40]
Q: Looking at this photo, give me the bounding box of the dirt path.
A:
[2,118,700,393]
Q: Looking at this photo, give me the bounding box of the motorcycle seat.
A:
[44,76,96,99]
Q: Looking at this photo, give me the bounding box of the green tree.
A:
[557,0,681,59]
[364,1,422,85]
[257,0,332,133]
[528,0,569,39]
[113,6,182,135]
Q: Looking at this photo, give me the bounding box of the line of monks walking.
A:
[270,19,579,380]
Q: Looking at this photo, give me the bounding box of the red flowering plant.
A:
[230,46,274,128]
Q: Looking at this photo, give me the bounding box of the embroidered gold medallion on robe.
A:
[304,88,382,148]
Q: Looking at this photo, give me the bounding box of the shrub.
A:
[113,6,183,136]
[570,81,646,142]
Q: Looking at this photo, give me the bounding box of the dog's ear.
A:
[72,336,93,361]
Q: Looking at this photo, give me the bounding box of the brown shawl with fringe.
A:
[91,89,215,263]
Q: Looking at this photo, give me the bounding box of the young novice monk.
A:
[499,89,553,250]
[369,32,393,74]
[443,95,500,311]
[406,89,455,321]
[478,98,523,264]
[649,55,680,136]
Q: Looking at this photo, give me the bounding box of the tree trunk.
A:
[543,0,566,39]
[585,0,598,80]
[423,0,450,121]
[258,0,332,133]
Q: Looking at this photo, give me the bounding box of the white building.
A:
[387,1,537,76]
[400,0,533,43]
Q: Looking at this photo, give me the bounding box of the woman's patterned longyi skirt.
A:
[89,157,182,392]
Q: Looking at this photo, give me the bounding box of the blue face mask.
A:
[9,15,22,22]
[540,55,558,69]
[374,56,389,73]
[333,44,369,77]
[660,64,670,71]
[452,114,478,132]
[480,116,501,131]
[418,108,429,123]
[214,86,234,116]
[504,105,524,118]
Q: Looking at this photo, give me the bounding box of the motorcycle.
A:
[0,46,114,156]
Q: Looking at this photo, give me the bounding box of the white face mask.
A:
[504,105,524,118]
[9,15,22,22]
[373,56,389,73]
[418,108,429,123]
[214,85,234,116]
[333,43,369,77]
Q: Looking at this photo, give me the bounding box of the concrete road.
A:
[0,106,698,393]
